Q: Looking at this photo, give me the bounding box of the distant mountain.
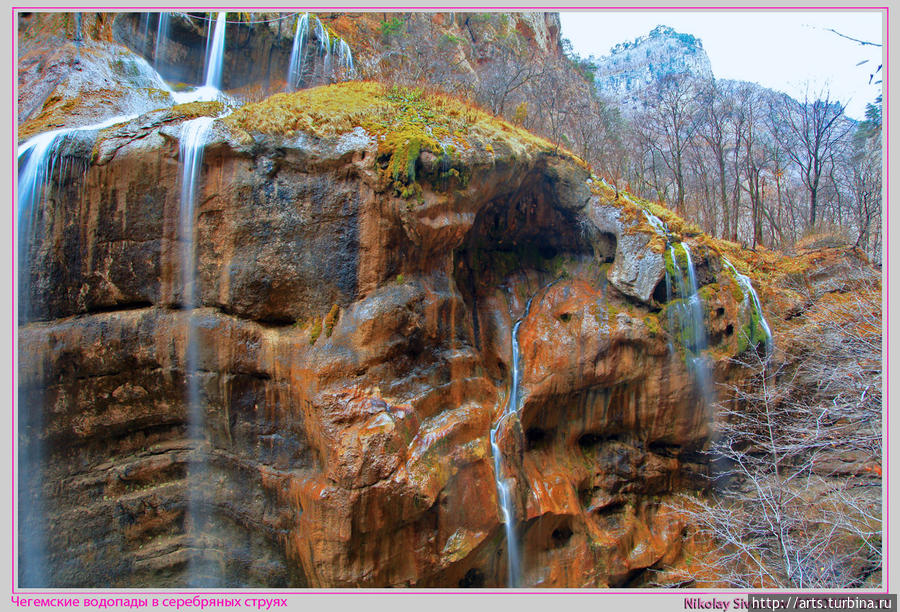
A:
[592,25,713,111]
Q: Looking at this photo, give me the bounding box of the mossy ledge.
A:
[223,81,574,196]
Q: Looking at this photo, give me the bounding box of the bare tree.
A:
[696,80,735,238]
[773,87,852,229]
[839,116,883,263]
[637,73,702,214]
[667,282,882,588]
[735,85,774,247]
[475,34,541,116]
[849,143,882,261]
[532,60,575,152]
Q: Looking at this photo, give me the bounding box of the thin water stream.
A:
[666,242,713,402]
[203,12,226,90]
[154,12,170,70]
[723,259,774,355]
[177,116,220,587]
[489,281,555,587]
[287,13,309,90]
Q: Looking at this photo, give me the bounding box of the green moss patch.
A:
[224,81,565,200]
[165,100,225,122]
[324,303,340,338]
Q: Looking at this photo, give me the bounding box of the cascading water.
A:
[17,113,138,587]
[177,116,221,587]
[154,12,170,70]
[140,12,151,54]
[666,243,713,402]
[18,114,138,320]
[15,128,69,587]
[311,17,333,79]
[17,130,65,324]
[17,13,238,583]
[643,210,670,236]
[334,38,354,73]
[286,13,353,87]
[178,117,212,317]
[287,13,309,90]
[723,259,774,355]
[489,290,542,587]
[489,426,520,587]
[313,17,329,57]
[203,12,227,90]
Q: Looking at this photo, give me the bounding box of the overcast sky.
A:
[558,10,884,120]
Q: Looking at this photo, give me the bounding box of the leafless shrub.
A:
[665,284,882,588]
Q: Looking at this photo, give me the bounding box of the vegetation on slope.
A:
[224,80,577,197]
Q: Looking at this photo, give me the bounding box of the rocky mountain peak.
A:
[592,24,713,105]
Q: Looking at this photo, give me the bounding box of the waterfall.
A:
[334,38,354,73]
[18,115,138,321]
[313,16,329,56]
[288,13,353,88]
[16,113,138,587]
[490,291,540,587]
[16,18,227,582]
[177,116,220,587]
[154,12,170,70]
[666,243,713,401]
[178,117,213,313]
[642,210,669,237]
[17,130,64,324]
[203,12,227,90]
[15,129,63,587]
[140,12,151,54]
[723,259,774,355]
[287,13,309,90]
[311,17,332,79]
[490,425,520,587]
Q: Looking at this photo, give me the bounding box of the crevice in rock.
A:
[648,440,681,458]
[453,172,601,386]
[81,301,156,315]
[524,426,553,451]
[578,432,621,450]
[458,567,486,588]
[549,524,573,548]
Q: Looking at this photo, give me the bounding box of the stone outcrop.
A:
[17,13,179,138]
[17,80,767,587]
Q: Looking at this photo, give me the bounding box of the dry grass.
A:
[224,80,571,199]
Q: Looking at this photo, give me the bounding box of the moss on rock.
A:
[223,80,569,201]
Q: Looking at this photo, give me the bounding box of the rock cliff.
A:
[592,25,713,113]
[17,78,766,587]
[18,11,879,590]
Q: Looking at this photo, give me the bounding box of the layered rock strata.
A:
[18,85,762,588]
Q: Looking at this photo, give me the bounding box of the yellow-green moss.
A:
[324,303,340,338]
[223,81,574,202]
[141,87,173,104]
[722,266,748,303]
[309,319,322,345]
[224,81,383,139]
[697,283,720,303]
[643,313,662,336]
[166,100,225,122]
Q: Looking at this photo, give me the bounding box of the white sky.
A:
[559,10,884,120]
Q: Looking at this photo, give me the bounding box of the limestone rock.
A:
[18,85,755,588]
[588,199,666,303]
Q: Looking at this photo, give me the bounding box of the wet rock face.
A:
[111,11,565,99]
[113,12,298,92]
[19,108,753,587]
[17,14,177,139]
